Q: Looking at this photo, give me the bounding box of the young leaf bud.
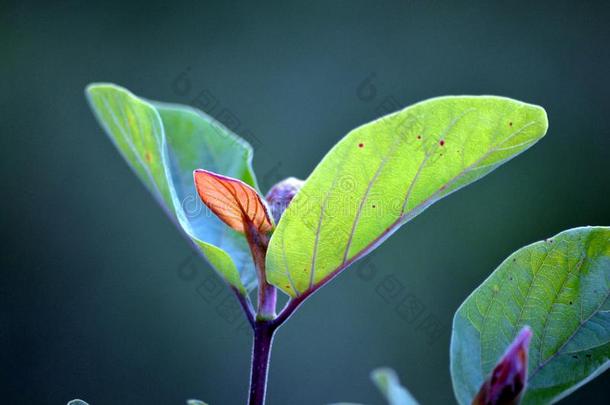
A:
[265,177,304,224]
[473,326,532,405]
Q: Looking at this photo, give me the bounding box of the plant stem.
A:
[246,296,306,405]
[241,223,318,403]
[244,221,277,320]
[248,321,276,405]
[257,282,277,320]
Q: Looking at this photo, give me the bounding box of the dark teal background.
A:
[2,1,609,404]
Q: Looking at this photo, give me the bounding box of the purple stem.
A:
[258,283,277,320]
[248,320,276,405]
[246,292,308,405]
[244,220,277,320]
[243,241,345,404]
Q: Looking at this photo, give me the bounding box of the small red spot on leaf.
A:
[358,143,364,148]
[145,151,152,162]
[439,140,445,146]
[417,135,422,140]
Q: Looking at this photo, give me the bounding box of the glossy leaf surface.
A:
[86,84,258,293]
[267,96,548,296]
[451,227,610,404]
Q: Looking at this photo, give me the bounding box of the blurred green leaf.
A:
[371,368,419,405]
[327,368,417,405]
[86,83,258,293]
[451,227,610,404]
[267,96,548,296]
[186,400,209,405]
[327,403,365,405]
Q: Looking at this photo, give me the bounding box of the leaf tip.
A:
[527,103,549,139]
[67,400,89,405]
[85,82,121,97]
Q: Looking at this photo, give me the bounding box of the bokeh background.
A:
[2,1,609,404]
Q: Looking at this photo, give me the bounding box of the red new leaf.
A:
[193,169,273,234]
[473,326,532,405]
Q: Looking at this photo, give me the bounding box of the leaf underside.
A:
[266,96,548,297]
[86,83,258,293]
[451,227,610,404]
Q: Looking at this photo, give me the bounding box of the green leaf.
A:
[371,368,419,405]
[86,83,258,293]
[327,403,366,405]
[186,400,209,405]
[266,96,548,296]
[327,368,417,405]
[451,227,610,404]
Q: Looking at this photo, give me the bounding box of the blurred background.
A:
[2,1,609,404]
